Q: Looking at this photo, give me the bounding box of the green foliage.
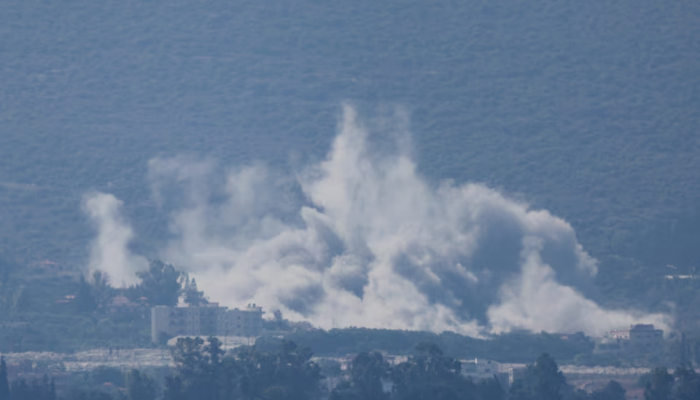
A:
[589,381,626,400]
[0,357,9,400]
[126,369,157,400]
[164,337,322,400]
[9,375,56,400]
[136,260,181,307]
[671,366,700,400]
[90,366,125,387]
[91,271,114,310]
[0,265,151,353]
[182,276,207,307]
[508,355,629,400]
[0,0,698,340]
[390,343,478,400]
[532,353,566,400]
[510,353,566,400]
[332,343,505,400]
[75,275,97,313]
[275,328,594,364]
[331,352,390,400]
[644,367,673,400]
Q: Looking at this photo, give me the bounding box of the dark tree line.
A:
[8,376,56,400]
[331,348,696,400]
[1,357,56,400]
[640,366,700,400]
[2,343,700,400]
[331,342,505,400]
[1,357,10,400]
[162,337,322,400]
[75,260,195,314]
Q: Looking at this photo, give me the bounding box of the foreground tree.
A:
[510,353,566,400]
[644,367,673,400]
[9,375,56,400]
[0,357,9,400]
[126,369,157,400]
[164,337,322,400]
[589,380,626,400]
[391,342,474,400]
[331,351,390,400]
[672,366,700,400]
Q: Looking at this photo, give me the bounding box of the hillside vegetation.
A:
[0,0,698,313]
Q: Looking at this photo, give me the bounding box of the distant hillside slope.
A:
[0,0,698,289]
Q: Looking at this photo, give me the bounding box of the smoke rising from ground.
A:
[85,106,670,336]
[84,192,148,286]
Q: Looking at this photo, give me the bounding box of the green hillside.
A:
[0,0,698,312]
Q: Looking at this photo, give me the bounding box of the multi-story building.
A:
[461,358,511,388]
[597,324,664,355]
[151,303,264,343]
[629,324,663,351]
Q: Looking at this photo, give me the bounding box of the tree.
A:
[163,375,186,400]
[331,351,389,400]
[182,276,206,307]
[391,342,475,400]
[49,378,56,400]
[532,353,566,400]
[590,380,626,400]
[644,367,673,400]
[0,357,9,400]
[11,379,30,400]
[673,366,700,400]
[9,375,56,400]
[249,340,322,400]
[476,377,505,400]
[166,337,222,400]
[75,274,97,313]
[510,353,566,400]
[91,270,112,309]
[136,260,181,306]
[165,338,322,400]
[126,369,157,400]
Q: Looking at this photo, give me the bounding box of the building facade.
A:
[629,324,663,351]
[151,303,264,343]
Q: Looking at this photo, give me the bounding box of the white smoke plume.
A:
[83,192,148,286]
[86,105,670,336]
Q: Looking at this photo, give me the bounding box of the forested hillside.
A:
[0,0,698,313]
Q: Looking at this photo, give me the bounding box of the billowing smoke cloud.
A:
[86,106,670,336]
[84,192,148,286]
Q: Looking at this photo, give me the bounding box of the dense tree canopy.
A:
[671,366,700,400]
[4,341,700,400]
[164,337,323,400]
[9,375,56,400]
[75,275,97,313]
[136,260,182,306]
[331,343,505,400]
[331,351,390,400]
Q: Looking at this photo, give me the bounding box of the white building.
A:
[596,324,664,355]
[629,324,663,351]
[461,358,511,387]
[151,303,263,343]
